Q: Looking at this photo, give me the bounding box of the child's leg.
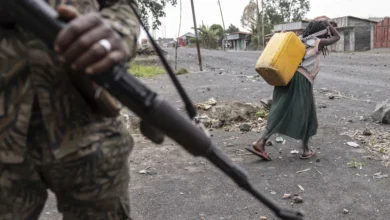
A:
[301,137,315,158]
[252,129,272,152]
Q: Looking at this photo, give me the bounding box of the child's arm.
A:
[318,20,340,49]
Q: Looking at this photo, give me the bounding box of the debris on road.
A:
[138,167,157,175]
[318,104,327,109]
[347,158,367,169]
[372,99,390,124]
[298,185,305,191]
[293,195,303,203]
[260,216,268,220]
[276,137,284,143]
[343,209,349,214]
[363,128,373,136]
[282,194,292,199]
[316,158,321,162]
[290,150,299,154]
[239,123,252,132]
[347,142,360,148]
[373,172,389,179]
[329,95,335,100]
[270,190,276,195]
[297,168,311,174]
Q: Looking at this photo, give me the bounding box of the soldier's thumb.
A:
[56,5,80,21]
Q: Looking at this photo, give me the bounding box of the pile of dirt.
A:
[120,100,269,135]
[195,99,269,132]
[341,127,390,166]
[136,46,168,56]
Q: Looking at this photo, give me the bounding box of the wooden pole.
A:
[175,0,182,70]
[256,0,261,50]
[261,0,265,48]
[217,0,227,51]
[190,0,203,71]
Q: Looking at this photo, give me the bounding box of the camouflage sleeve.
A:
[99,0,140,60]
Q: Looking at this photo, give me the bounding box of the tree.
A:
[195,25,219,49]
[267,0,310,22]
[226,24,240,34]
[136,0,178,30]
[241,0,310,48]
[210,24,225,39]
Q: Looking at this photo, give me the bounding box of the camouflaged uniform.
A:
[0,0,140,219]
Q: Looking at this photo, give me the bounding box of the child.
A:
[247,20,340,161]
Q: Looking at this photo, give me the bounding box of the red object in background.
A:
[374,17,390,48]
[178,37,185,47]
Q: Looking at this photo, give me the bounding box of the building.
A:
[330,16,378,52]
[223,32,251,51]
[273,20,310,35]
[374,17,390,48]
[180,32,196,46]
[265,20,310,45]
[157,38,175,48]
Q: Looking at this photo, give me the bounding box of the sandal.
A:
[300,149,316,159]
[245,147,272,161]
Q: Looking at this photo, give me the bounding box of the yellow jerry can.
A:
[255,32,306,86]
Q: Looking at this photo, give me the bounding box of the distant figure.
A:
[247,19,340,161]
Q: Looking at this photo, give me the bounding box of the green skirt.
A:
[265,72,318,140]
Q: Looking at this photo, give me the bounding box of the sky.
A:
[139,0,390,40]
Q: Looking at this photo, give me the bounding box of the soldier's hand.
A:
[54,5,128,75]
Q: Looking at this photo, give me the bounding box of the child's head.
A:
[302,20,329,38]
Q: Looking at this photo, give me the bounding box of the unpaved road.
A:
[42,48,390,220]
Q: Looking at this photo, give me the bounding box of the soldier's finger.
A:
[55,13,102,54]
[63,24,112,63]
[85,51,125,75]
[56,5,80,21]
[71,36,118,71]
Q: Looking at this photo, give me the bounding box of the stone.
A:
[328,95,335,100]
[343,209,349,214]
[318,104,327,109]
[239,123,252,132]
[293,195,303,203]
[260,216,267,220]
[316,158,321,162]
[363,128,373,136]
[372,99,390,124]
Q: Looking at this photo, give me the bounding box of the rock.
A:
[211,120,224,128]
[348,120,353,123]
[363,128,373,136]
[318,104,327,109]
[239,123,252,132]
[282,194,292,199]
[328,95,335,100]
[293,195,303,203]
[260,216,267,220]
[266,141,273,146]
[347,142,360,148]
[316,158,321,162]
[276,137,284,143]
[372,99,390,124]
[343,209,349,214]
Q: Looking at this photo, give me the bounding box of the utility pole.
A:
[255,0,261,50]
[217,0,227,51]
[261,0,265,48]
[190,0,203,71]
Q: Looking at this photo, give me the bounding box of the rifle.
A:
[3,1,304,219]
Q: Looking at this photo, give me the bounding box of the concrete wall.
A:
[354,26,371,51]
[331,31,345,52]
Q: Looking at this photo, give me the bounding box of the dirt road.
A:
[43,49,390,220]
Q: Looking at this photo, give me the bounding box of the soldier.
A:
[0,0,139,219]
